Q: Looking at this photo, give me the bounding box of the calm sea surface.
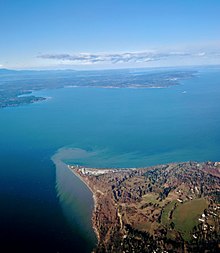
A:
[0,68,220,252]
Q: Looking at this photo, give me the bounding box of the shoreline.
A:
[67,165,100,243]
[67,162,220,253]
[65,162,220,253]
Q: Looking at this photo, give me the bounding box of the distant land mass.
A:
[69,161,220,253]
[0,67,197,108]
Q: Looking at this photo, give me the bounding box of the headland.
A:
[68,162,220,253]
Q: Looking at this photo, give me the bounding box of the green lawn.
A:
[172,198,208,241]
[161,200,177,225]
[142,193,159,204]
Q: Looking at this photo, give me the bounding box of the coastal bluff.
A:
[68,161,220,253]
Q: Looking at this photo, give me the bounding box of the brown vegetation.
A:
[70,161,220,252]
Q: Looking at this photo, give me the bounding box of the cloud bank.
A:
[38,50,214,65]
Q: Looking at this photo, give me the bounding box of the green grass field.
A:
[161,200,177,225]
[142,193,159,204]
[172,198,208,241]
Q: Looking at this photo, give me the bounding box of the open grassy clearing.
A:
[172,198,208,241]
[161,200,177,225]
[142,193,160,204]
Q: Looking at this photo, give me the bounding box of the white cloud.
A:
[38,49,219,66]
[38,51,168,64]
[195,52,206,57]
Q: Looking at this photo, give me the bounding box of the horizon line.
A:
[1,63,220,72]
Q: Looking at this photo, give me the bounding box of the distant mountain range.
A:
[1,64,220,76]
[0,68,18,74]
[0,68,77,76]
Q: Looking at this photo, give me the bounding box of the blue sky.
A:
[1,0,220,69]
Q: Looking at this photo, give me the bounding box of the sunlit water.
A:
[0,68,220,252]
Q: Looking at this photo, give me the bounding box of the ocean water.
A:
[0,68,220,252]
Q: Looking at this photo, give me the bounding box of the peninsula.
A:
[0,68,196,108]
[68,161,220,253]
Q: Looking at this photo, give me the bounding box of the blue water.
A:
[0,68,220,252]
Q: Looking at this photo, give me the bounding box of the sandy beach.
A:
[67,165,100,242]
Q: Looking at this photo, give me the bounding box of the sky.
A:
[0,0,220,70]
